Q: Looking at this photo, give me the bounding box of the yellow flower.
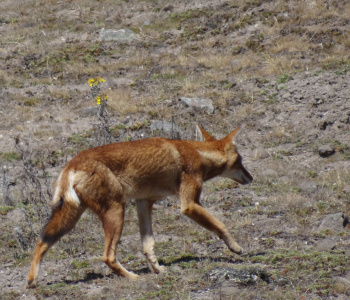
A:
[88,77,106,87]
[96,96,101,105]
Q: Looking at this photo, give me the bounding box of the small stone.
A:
[179,97,214,114]
[318,213,344,232]
[318,144,335,158]
[273,277,290,286]
[315,239,336,251]
[99,28,140,42]
[253,148,270,160]
[298,181,318,193]
[150,120,180,136]
[220,282,241,296]
[163,5,174,11]
[261,169,277,177]
[205,267,270,286]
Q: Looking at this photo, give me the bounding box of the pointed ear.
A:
[195,124,217,142]
[224,124,244,144]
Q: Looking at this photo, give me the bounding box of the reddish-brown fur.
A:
[27,125,253,287]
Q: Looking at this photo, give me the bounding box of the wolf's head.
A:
[196,125,253,185]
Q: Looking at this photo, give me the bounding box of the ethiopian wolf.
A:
[27,125,253,287]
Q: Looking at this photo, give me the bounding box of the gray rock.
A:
[315,238,336,251]
[205,267,270,287]
[99,28,140,42]
[150,120,180,136]
[318,212,344,232]
[220,281,241,297]
[261,169,278,177]
[318,144,335,158]
[273,277,291,286]
[179,97,214,114]
[87,286,110,297]
[253,148,270,160]
[298,180,318,193]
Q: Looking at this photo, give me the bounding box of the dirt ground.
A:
[1,0,350,299]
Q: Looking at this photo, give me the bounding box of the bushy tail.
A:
[28,171,85,288]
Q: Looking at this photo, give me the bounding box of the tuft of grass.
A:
[277,73,292,84]
[107,88,140,115]
[0,206,14,214]
[71,260,90,269]
[0,151,20,162]
[270,36,311,54]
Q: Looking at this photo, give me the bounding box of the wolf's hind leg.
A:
[27,201,85,288]
[100,200,139,280]
[136,199,166,274]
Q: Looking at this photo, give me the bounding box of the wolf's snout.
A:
[242,168,253,185]
[242,175,253,185]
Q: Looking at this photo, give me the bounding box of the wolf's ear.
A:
[195,124,217,142]
[223,124,244,145]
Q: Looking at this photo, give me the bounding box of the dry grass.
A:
[320,54,350,70]
[63,61,108,79]
[317,169,350,192]
[0,69,12,86]
[124,49,155,68]
[107,87,159,116]
[270,36,311,54]
[232,104,255,122]
[48,88,71,100]
[262,54,301,76]
[195,53,234,71]
[107,88,137,115]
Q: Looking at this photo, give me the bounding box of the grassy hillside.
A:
[1,0,350,299]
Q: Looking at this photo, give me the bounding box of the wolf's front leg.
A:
[179,174,243,254]
[136,199,166,273]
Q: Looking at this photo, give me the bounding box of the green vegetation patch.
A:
[0,206,14,214]
[0,151,20,162]
[251,249,348,296]
[71,260,90,269]
[37,43,111,72]
[169,9,210,23]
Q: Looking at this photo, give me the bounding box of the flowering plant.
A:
[88,77,107,105]
[88,77,111,145]
[88,77,106,87]
[96,94,108,105]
